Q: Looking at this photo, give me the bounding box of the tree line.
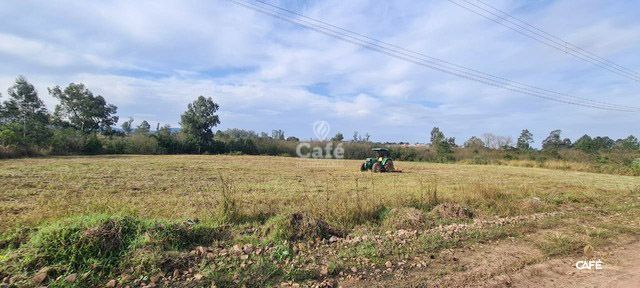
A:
[0,76,222,156]
[1,75,639,175]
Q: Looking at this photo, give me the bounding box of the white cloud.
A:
[0,0,638,143]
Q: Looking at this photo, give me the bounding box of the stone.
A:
[320,266,329,276]
[32,267,50,285]
[64,273,78,283]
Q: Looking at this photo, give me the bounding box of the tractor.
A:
[360,148,395,172]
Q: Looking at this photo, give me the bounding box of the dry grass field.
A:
[1,155,639,287]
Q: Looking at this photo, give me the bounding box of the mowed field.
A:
[1,155,640,287]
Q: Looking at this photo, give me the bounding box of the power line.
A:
[227,0,639,112]
[448,0,640,82]
[248,0,636,110]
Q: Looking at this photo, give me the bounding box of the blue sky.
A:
[0,0,639,144]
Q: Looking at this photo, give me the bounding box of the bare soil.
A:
[345,236,640,288]
[496,238,640,288]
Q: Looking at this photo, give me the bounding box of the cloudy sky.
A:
[1,0,639,144]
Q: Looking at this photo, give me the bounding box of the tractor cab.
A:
[360,148,395,172]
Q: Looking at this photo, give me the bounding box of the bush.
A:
[0,215,227,287]
[632,158,640,175]
[126,134,159,154]
[0,145,20,159]
[50,128,87,154]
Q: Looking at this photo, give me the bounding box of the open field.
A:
[1,155,639,287]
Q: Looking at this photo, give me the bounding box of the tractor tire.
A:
[372,162,382,173]
[360,162,367,171]
[383,160,395,172]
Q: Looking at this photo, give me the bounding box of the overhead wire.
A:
[227,0,640,112]
[448,0,640,82]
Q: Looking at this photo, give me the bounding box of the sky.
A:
[0,0,639,145]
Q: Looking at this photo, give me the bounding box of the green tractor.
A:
[360,148,395,172]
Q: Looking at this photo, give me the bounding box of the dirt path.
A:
[494,239,640,288]
[344,237,640,288]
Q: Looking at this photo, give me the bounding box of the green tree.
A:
[155,125,178,153]
[136,120,151,134]
[430,127,444,145]
[430,127,454,161]
[1,76,50,147]
[121,117,134,135]
[592,136,614,150]
[542,130,571,151]
[271,129,285,140]
[352,131,360,142]
[180,96,220,153]
[615,135,639,150]
[331,132,344,142]
[573,135,594,152]
[464,136,485,150]
[516,129,534,151]
[49,83,118,134]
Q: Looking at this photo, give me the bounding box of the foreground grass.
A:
[0,155,639,286]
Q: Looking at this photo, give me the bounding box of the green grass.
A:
[0,215,227,286]
[537,233,586,257]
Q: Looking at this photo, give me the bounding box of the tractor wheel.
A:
[360,162,367,171]
[383,160,395,172]
[372,162,382,173]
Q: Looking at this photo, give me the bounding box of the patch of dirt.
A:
[344,239,545,288]
[431,203,474,220]
[520,197,544,212]
[82,220,123,251]
[160,251,198,273]
[382,207,427,230]
[344,223,640,288]
[289,212,344,241]
[486,237,640,288]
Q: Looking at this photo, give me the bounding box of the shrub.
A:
[263,213,343,242]
[537,233,585,257]
[0,215,227,286]
[381,207,427,230]
[632,158,640,175]
[50,128,87,154]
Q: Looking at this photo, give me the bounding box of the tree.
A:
[121,117,134,135]
[271,129,285,140]
[1,76,50,147]
[155,124,178,154]
[464,136,485,150]
[615,135,639,150]
[286,136,300,142]
[331,132,344,142]
[0,92,5,124]
[542,130,571,151]
[49,83,118,134]
[136,120,151,134]
[180,96,220,153]
[573,135,594,152]
[592,136,614,150]
[352,131,360,142]
[430,127,454,161]
[516,129,534,151]
[430,127,444,145]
